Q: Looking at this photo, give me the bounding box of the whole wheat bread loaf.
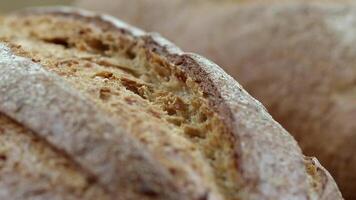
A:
[0,7,342,200]
[76,0,356,198]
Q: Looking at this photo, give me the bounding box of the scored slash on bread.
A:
[0,7,343,200]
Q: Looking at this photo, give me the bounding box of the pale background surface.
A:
[0,0,74,13]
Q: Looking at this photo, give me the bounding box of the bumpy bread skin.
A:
[0,7,342,200]
[77,0,355,199]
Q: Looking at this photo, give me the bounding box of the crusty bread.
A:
[0,7,342,200]
[76,1,356,198]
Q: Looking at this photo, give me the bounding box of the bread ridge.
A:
[0,114,110,200]
[0,7,342,200]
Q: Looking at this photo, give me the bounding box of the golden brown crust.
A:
[0,7,343,200]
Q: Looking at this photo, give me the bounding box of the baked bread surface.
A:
[76,1,356,198]
[0,7,343,200]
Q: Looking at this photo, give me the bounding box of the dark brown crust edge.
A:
[4,7,343,200]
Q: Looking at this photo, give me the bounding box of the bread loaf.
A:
[0,7,342,200]
[77,1,356,198]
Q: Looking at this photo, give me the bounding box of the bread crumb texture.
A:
[0,14,240,199]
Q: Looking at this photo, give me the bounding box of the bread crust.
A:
[0,115,110,200]
[0,7,343,200]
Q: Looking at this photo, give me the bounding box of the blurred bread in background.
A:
[77,0,356,199]
[0,0,73,13]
